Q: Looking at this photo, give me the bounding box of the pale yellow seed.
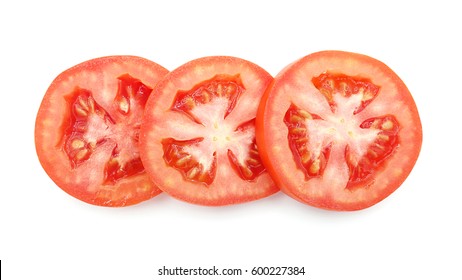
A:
[71,139,85,149]
[377,134,390,141]
[290,115,304,123]
[375,143,386,151]
[75,107,88,117]
[185,97,195,109]
[216,84,224,96]
[298,109,312,120]
[88,141,96,149]
[202,90,211,103]
[247,158,260,166]
[226,84,236,95]
[176,155,192,167]
[291,127,307,135]
[320,88,333,101]
[187,166,199,179]
[371,120,381,129]
[119,97,129,113]
[87,97,95,112]
[382,120,394,130]
[340,82,348,94]
[363,90,375,101]
[241,166,254,178]
[75,148,89,160]
[78,97,89,111]
[368,149,378,159]
[301,153,311,164]
[309,159,320,174]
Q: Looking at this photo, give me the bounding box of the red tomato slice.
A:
[256,51,422,211]
[140,56,278,206]
[35,56,168,206]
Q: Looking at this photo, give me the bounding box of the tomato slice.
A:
[256,51,422,211]
[35,56,168,206]
[140,56,278,206]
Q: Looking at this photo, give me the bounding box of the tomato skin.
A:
[35,56,168,207]
[140,56,278,206]
[256,51,423,211]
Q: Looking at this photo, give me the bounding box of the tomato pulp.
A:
[140,56,278,206]
[35,56,168,206]
[256,51,422,211]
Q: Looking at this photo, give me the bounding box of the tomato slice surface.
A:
[140,56,277,206]
[35,56,168,206]
[256,51,422,211]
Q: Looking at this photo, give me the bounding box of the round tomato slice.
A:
[256,51,422,211]
[35,56,168,206]
[140,56,278,206]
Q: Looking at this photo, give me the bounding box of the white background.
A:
[1,1,461,279]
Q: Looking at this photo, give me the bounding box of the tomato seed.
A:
[75,148,89,160]
[309,159,320,174]
[216,84,224,96]
[298,109,312,120]
[290,115,304,123]
[291,127,307,135]
[87,97,95,112]
[201,90,211,103]
[367,149,379,159]
[362,90,375,101]
[71,139,85,149]
[78,97,90,111]
[187,166,199,179]
[301,153,311,164]
[119,97,129,113]
[381,120,394,130]
[175,155,192,167]
[242,166,254,178]
[377,134,390,141]
[74,107,88,117]
[247,158,260,166]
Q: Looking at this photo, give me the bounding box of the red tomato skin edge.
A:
[35,56,168,207]
[256,51,423,211]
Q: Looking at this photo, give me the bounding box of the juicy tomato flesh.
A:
[284,72,400,190]
[162,75,265,186]
[61,74,150,184]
